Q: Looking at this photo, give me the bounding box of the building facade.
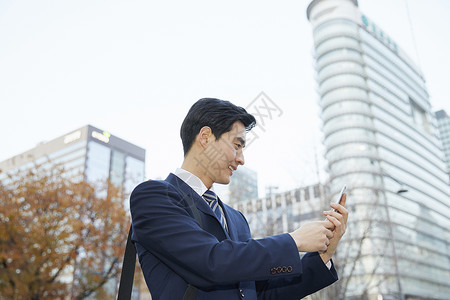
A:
[307,1,450,299]
[435,110,450,179]
[232,183,325,239]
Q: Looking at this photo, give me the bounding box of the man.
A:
[130,98,348,299]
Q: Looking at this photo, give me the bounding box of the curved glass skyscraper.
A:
[307,1,450,299]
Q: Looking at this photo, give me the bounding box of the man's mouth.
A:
[228,165,234,175]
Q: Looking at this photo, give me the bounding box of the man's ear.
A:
[198,126,213,148]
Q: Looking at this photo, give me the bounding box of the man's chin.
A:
[215,177,231,185]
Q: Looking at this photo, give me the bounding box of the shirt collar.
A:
[174,168,212,197]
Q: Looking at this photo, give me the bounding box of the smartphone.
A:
[334,185,346,211]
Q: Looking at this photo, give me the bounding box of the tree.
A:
[0,164,129,299]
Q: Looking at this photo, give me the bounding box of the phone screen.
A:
[336,185,346,204]
[334,185,346,211]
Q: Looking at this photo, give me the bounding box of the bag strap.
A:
[177,188,201,299]
[117,226,136,300]
[179,188,203,228]
[183,284,199,300]
[117,186,202,300]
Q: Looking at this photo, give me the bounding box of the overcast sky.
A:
[1,0,449,195]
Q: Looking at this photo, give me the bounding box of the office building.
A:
[307,0,450,299]
[435,110,450,179]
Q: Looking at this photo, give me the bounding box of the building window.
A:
[410,97,430,133]
[245,202,252,212]
[313,185,321,198]
[295,189,301,202]
[304,188,310,201]
[86,141,111,185]
[110,150,125,188]
[256,200,262,211]
[276,195,282,207]
[285,192,292,205]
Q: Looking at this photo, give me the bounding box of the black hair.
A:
[180,98,256,156]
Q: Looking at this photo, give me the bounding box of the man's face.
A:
[202,121,247,185]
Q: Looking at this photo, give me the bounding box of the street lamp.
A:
[380,170,408,300]
[382,172,408,194]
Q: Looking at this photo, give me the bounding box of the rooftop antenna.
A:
[405,0,422,68]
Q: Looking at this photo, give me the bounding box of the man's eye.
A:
[234,144,242,150]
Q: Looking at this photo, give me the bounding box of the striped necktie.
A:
[202,190,228,232]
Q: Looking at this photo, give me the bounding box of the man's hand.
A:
[319,194,348,263]
[289,220,335,252]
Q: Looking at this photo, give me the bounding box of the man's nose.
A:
[236,151,245,166]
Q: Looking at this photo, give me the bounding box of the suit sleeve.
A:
[256,252,338,300]
[130,180,303,288]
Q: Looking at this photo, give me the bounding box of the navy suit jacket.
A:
[130,173,338,300]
